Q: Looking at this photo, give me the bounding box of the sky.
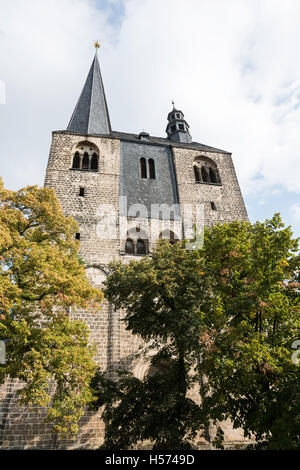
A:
[0,0,300,239]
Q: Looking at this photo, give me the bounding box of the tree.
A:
[92,367,206,450]
[93,215,300,450]
[200,215,300,449]
[93,238,223,449]
[0,179,103,434]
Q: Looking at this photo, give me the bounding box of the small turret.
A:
[166,102,192,143]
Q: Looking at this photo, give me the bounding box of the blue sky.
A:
[0,0,299,239]
[94,0,125,25]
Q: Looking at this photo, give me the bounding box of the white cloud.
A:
[291,204,300,221]
[109,0,300,197]
[0,0,114,188]
[0,80,5,104]
[0,0,300,210]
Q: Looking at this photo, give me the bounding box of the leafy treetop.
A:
[0,179,103,435]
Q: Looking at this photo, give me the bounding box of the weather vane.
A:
[94,40,102,53]
[172,99,175,109]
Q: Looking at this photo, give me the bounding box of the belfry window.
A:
[194,166,201,183]
[194,157,221,185]
[140,158,147,179]
[209,167,218,184]
[71,142,100,172]
[201,167,209,183]
[148,159,156,179]
[72,152,80,169]
[82,153,89,170]
[91,153,99,171]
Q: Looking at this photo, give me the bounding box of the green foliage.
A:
[97,240,224,449]
[200,215,300,449]
[96,214,300,450]
[0,179,103,435]
[92,367,206,450]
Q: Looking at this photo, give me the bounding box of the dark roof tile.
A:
[67,55,111,135]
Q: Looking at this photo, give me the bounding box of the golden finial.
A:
[94,41,101,54]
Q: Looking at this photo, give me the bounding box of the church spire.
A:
[67,48,111,135]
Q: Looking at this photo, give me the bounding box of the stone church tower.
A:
[0,51,248,449]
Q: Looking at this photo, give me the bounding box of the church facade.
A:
[0,52,248,449]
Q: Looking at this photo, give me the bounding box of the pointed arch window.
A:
[140,158,147,179]
[82,152,89,170]
[91,153,99,171]
[72,152,81,169]
[148,159,156,179]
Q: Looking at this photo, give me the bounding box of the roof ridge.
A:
[87,56,96,134]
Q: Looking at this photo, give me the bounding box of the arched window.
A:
[72,152,80,169]
[91,153,99,171]
[82,152,89,170]
[194,157,221,185]
[169,231,177,245]
[71,142,99,171]
[209,167,218,184]
[125,239,135,254]
[194,166,200,182]
[159,230,178,245]
[140,158,147,179]
[136,239,146,255]
[149,159,156,179]
[125,228,148,255]
[148,362,169,377]
[201,166,209,183]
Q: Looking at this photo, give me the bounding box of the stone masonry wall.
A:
[171,147,248,230]
[0,132,249,449]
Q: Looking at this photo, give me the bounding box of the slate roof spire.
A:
[67,48,111,135]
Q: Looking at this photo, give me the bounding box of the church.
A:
[0,46,248,449]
